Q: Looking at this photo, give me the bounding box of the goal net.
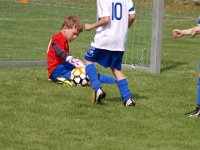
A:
[0,0,162,72]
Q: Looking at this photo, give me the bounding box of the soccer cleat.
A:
[56,77,73,86]
[92,88,106,104]
[122,99,136,107]
[187,106,200,117]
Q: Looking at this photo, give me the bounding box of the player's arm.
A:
[52,41,70,59]
[128,14,136,28]
[173,26,200,38]
[191,26,200,37]
[128,0,136,28]
[85,16,110,31]
[172,29,192,38]
[52,41,85,68]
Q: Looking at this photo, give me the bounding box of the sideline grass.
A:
[0,57,200,150]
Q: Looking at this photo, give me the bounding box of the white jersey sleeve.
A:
[91,0,136,51]
[198,16,200,26]
[98,0,110,17]
[128,0,136,14]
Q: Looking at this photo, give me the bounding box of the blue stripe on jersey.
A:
[129,7,135,12]
[198,16,200,25]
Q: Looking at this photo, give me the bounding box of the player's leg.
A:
[84,46,106,103]
[109,51,135,107]
[190,72,200,117]
[85,61,101,91]
[195,74,200,117]
[188,62,200,117]
[197,73,200,107]
[85,61,106,103]
[50,62,75,86]
[113,69,135,107]
[197,61,200,109]
[98,73,116,84]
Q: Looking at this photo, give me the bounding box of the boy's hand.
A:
[85,23,93,31]
[66,56,85,68]
[172,29,183,38]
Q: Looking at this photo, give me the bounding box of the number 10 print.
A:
[112,2,122,20]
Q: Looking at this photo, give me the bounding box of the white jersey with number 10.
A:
[91,0,136,52]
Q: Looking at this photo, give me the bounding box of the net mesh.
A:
[0,0,153,68]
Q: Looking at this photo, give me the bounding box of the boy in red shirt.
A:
[47,16,116,86]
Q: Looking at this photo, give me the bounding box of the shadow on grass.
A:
[161,60,188,73]
[107,93,148,103]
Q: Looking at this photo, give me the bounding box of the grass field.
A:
[1,1,200,150]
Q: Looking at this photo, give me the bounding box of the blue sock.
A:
[98,74,116,84]
[85,64,101,92]
[117,79,132,101]
[197,77,200,107]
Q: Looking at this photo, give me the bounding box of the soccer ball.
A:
[70,67,90,86]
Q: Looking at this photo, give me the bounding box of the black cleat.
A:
[187,106,200,117]
[122,99,136,107]
[92,88,106,104]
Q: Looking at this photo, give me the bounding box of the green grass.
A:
[1,37,200,149]
[1,1,200,150]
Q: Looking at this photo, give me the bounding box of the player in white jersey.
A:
[84,0,136,106]
[90,0,136,51]
[172,16,200,117]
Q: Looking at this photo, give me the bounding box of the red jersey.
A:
[46,32,69,78]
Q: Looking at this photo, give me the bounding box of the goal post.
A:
[150,0,164,73]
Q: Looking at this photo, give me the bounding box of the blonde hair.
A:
[62,16,83,33]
